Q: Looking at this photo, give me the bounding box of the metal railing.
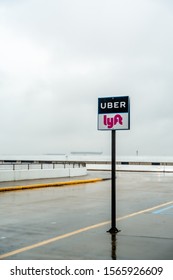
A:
[0,161,86,171]
[83,160,173,166]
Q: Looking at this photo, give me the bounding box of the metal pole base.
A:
[107,227,120,234]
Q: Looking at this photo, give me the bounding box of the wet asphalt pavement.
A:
[0,171,173,260]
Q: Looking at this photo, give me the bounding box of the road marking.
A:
[0,221,109,259]
[117,200,173,220]
[0,200,173,259]
[0,178,103,192]
[153,205,173,215]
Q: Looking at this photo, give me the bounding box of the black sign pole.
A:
[108,129,119,234]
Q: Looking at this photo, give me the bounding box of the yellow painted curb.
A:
[0,178,104,192]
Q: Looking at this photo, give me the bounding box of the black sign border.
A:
[97,96,130,131]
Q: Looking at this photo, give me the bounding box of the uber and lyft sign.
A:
[98,96,130,130]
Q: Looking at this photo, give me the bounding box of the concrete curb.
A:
[0,178,104,192]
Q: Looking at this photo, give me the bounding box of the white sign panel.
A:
[98,96,130,130]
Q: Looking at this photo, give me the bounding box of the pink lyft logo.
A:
[103,114,123,129]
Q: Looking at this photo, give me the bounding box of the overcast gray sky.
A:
[0,0,173,157]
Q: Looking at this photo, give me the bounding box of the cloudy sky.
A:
[0,0,173,157]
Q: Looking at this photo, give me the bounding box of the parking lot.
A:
[0,171,173,260]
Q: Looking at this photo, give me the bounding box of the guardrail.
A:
[1,159,173,172]
[0,160,87,182]
[84,160,173,166]
[0,161,86,171]
[85,160,173,172]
